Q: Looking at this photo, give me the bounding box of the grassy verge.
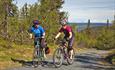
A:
[0,44,33,70]
[104,49,115,65]
[110,50,115,64]
[0,38,58,70]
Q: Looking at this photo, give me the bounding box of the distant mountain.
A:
[68,22,112,31]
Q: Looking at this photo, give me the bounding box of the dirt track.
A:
[7,49,115,70]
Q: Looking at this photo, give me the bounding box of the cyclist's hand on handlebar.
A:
[54,38,57,41]
[41,36,45,38]
[29,34,35,39]
[29,37,33,39]
[30,36,35,39]
[53,38,57,44]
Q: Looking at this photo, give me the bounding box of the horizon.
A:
[68,22,112,24]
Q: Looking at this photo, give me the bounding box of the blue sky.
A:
[14,0,115,23]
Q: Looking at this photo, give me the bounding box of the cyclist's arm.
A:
[40,26,45,38]
[28,27,34,39]
[55,32,61,39]
[29,33,33,39]
[42,32,45,38]
[69,32,72,39]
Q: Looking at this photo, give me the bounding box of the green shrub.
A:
[95,28,115,50]
[76,24,115,50]
[76,32,97,48]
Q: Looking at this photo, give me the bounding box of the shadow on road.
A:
[11,58,68,68]
[74,53,115,70]
[11,58,34,67]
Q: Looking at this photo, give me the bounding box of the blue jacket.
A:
[29,25,45,37]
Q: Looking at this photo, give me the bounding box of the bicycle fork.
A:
[63,47,68,59]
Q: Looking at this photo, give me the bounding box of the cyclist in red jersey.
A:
[54,18,75,59]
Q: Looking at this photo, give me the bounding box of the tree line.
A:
[0,0,66,44]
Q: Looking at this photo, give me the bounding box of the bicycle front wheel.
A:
[53,48,63,68]
[39,48,45,61]
[32,47,39,67]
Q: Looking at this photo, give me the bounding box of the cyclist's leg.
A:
[68,36,74,59]
[40,38,47,59]
[41,38,46,48]
[33,39,38,59]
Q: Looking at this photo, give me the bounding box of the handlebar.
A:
[34,37,42,41]
[54,39,67,45]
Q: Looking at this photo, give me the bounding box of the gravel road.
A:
[7,49,115,70]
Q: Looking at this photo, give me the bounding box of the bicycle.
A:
[53,39,75,68]
[32,37,45,67]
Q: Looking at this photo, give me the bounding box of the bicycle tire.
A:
[67,49,75,65]
[53,47,63,68]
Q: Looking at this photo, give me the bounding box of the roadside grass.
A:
[103,49,115,65]
[112,56,115,63]
[0,39,33,70]
[109,49,115,64]
[0,38,58,70]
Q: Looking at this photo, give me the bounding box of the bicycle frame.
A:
[53,39,75,68]
[59,40,68,59]
[33,37,44,63]
[53,39,68,67]
[35,38,41,59]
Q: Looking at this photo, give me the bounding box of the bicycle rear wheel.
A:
[53,48,63,68]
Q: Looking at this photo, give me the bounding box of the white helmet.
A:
[60,18,67,25]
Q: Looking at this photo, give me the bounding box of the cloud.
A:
[66,8,114,22]
[63,0,115,22]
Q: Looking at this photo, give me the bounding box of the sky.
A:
[14,0,115,23]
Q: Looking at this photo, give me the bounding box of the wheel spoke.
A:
[53,48,63,67]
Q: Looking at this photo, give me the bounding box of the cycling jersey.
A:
[29,25,45,37]
[59,25,74,37]
[59,25,75,48]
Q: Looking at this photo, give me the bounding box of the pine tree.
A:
[38,0,65,42]
[0,0,17,39]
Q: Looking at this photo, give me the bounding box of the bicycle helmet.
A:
[60,18,67,25]
[33,20,40,25]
